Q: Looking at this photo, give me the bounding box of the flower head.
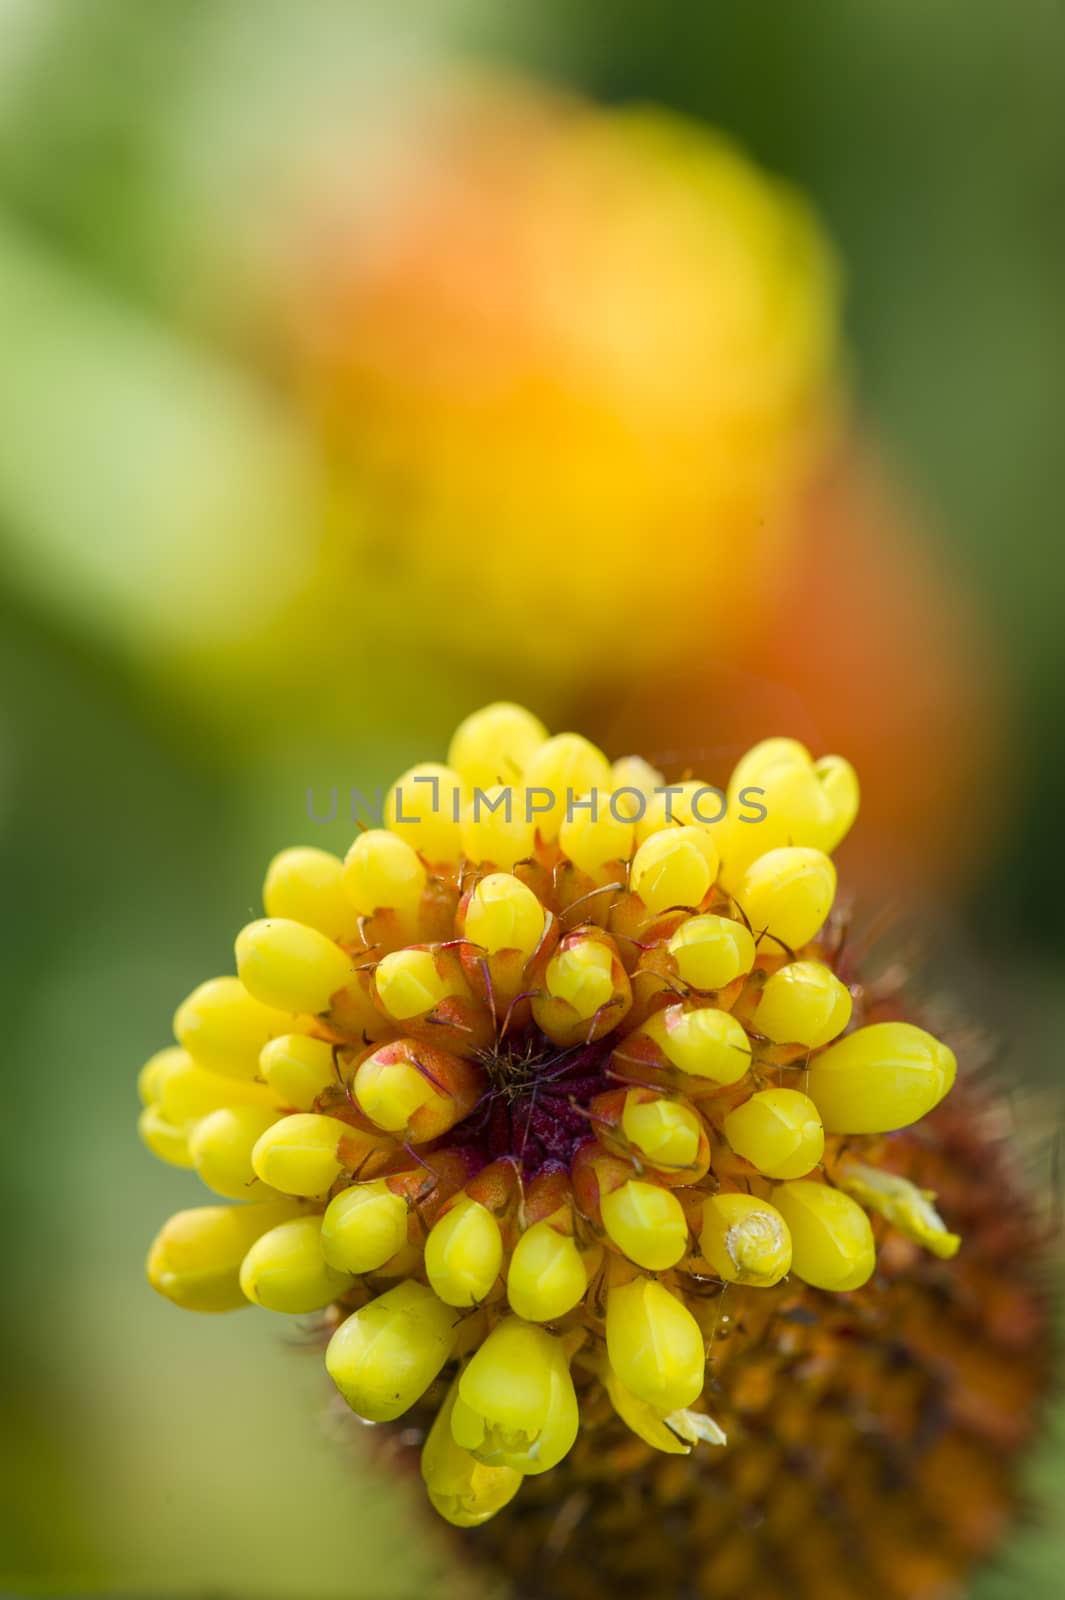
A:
[140,702,992,1533]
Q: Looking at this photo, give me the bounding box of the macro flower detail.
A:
[142,701,977,1532]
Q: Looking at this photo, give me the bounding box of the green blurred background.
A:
[1,2,1063,1594]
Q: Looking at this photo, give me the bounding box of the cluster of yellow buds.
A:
[141,702,961,1528]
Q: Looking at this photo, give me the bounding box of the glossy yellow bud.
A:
[699,1192,792,1286]
[321,1180,409,1274]
[771,1179,876,1291]
[610,755,665,820]
[235,918,354,1015]
[630,826,719,914]
[522,733,613,842]
[837,1161,961,1260]
[421,1382,523,1528]
[633,779,726,846]
[506,1221,588,1322]
[601,1179,689,1271]
[326,1280,458,1421]
[342,829,427,921]
[465,872,546,956]
[621,1093,703,1172]
[189,1104,283,1200]
[263,846,357,941]
[667,913,756,992]
[605,1277,705,1413]
[720,740,860,891]
[239,1214,353,1313]
[425,1196,504,1308]
[724,1088,825,1180]
[805,1022,957,1134]
[642,1004,752,1085]
[736,846,836,950]
[448,702,548,790]
[752,960,852,1047]
[250,1112,358,1197]
[451,1319,579,1474]
[603,1366,688,1455]
[385,762,467,865]
[259,1034,336,1110]
[374,948,466,1021]
[138,1045,184,1106]
[353,1054,433,1135]
[544,940,615,1021]
[460,785,535,869]
[146,1200,300,1312]
[559,796,634,874]
[144,1047,276,1123]
[138,1104,193,1168]
[174,976,290,1080]
[603,1368,727,1456]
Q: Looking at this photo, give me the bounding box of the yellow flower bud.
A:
[138,1045,185,1106]
[667,913,756,992]
[143,1047,276,1122]
[326,1280,458,1422]
[699,1192,792,1286]
[837,1161,960,1260]
[723,1088,825,1180]
[610,756,665,821]
[633,779,726,846]
[239,1214,353,1313]
[321,1180,410,1274]
[263,846,358,941]
[353,1055,434,1135]
[451,1319,579,1474]
[805,1021,957,1134]
[174,976,290,1080]
[251,1112,361,1197]
[342,829,427,921]
[621,1093,703,1172]
[752,960,852,1047]
[601,1178,689,1271]
[460,785,535,869]
[735,846,836,950]
[558,795,634,874]
[138,1104,193,1168]
[506,1221,588,1322]
[642,1004,752,1085]
[464,872,546,957]
[771,1179,876,1291]
[720,739,859,891]
[374,948,466,1021]
[259,1034,337,1110]
[189,1104,283,1200]
[630,826,719,914]
[421,1381,523,1528]
[425,1195,504,1307]
[544,940,615,1021]
[146,1200,300,1312]
[603,1366,689,1454]
[605,1277,705,1413]
[447,702,548,790]
[235,918,354,1015]
[603,1367,727,1456]
[521,733,614,843]
[385,762,467,865]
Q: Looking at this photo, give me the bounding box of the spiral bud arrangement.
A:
[141,702,966,1529]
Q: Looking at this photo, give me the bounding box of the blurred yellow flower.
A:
[268,74,841,695]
